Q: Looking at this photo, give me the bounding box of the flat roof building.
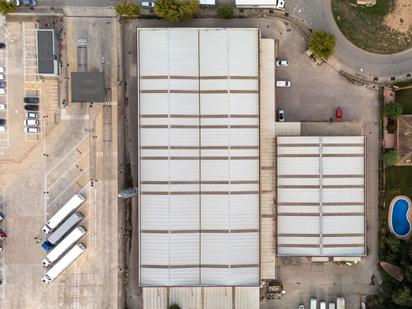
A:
[137,28,260,286]
[276,136,366,257]
[71,72,105,103]
[37,29,58,76]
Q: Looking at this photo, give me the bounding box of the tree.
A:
[168,305,181,309]
[115,1,140,16]
[308,31,336,60]
[0,0,16,15]
[392,286,412,307]
[155,0,199,23]
[384,150,400,167]
[384,103,403,120]
[217,4,234,19]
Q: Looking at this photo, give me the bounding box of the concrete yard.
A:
[0,13,121,309]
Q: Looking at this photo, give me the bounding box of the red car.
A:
[335,107,342,122]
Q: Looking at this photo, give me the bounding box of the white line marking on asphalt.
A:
[46,168,90,210]
[45,134,89,178]
[45,150,89,191]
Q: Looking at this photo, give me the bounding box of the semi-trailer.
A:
[336,297,345,309]
[42,193,85,234]
[42,226,86,267]
[41,243,86,284]
[42,212,83,250]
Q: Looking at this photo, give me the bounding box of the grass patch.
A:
[331,0,412,54]
[384,167,412,203]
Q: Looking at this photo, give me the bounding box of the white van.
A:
[0,126,6,132]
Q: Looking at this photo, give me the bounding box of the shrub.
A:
[217,4,234,19]
[384,150,400,167]
[116,1,140,16]
[155,0,199,22]
[308,31,336,60]
[0,0,16,15]
[168,305,181,309]
[392,286,412,307]
[386,119,396,133]
[384,102,403,119]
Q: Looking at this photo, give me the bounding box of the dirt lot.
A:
[384,0,412,33]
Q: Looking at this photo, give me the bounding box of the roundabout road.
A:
[286,0,412,81]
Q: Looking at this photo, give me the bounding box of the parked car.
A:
[298,305,304,309]
[24,104,39,111]
[276,0,285,10]
[335,107,342,122]
[24,126,40,133]
[276,59,289,66]
[0,43,5,49]
[0,89,5,95]
[276,80,291,87]
[0,74,4,80]
[0,119,5,125]
[141,1,155,7]
[277,109,285,122]
[24,96,39,104]
[0,212,3,222]
[25,111,38,118]
[22,0,37,5]
[15,0,21,6]
[0,126,5,132]
[24,119,39,126]
[0,80,6,88]
[0,103,5,110]
[0,66,4,73]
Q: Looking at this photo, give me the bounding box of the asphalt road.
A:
[286,0,412,80]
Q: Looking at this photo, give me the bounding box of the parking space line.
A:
[46,168,90,211]
[45,134,89,178]
[45,150,89,192]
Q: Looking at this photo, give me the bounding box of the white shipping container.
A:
[42,243,86,284]
[42,193,85,233]
[42,226,86,267]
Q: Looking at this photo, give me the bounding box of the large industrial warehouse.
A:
[137,28,260,287]
[276,136,366,257]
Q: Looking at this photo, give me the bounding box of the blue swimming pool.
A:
[391,197,411,238]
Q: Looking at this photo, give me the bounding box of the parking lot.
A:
[0,12,120,309]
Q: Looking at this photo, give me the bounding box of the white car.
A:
[276,80,291,87]
[0,103,5,110]
[141,1,155,8]
[0,74,4,80]
[276,59,289,66]
[24,119,39,126]
[0,89,5,95]
[24,126,40,133]
[0,66,4,73]
[25,111,38,118]
[0,126,6,132]
[276,0,285,10]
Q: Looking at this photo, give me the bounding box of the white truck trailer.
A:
[336,297,345,309]
[310,298,317,309]
[42,193,85,233]
[41,243,86,284]
[42,212,83,250]
[42,226,86,267]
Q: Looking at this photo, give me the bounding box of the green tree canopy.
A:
[393,286,412,307]
[217,4,234,19]
[168,305,181,309]
[308,31,336,60]
[115,1,140,16]
[384,102,403,120]
[155,0,199,23]
[384,150,400,167]
[0,0,16,15]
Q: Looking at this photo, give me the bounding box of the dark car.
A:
[0,80,5,88]
[24,97,39,104]
[0,43,5,49]
[0,119,5,125]
[24,104,39,111]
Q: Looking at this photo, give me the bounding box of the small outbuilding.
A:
[71,72,105,103]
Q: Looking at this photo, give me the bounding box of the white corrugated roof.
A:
[276,136,366,257]
[137,28,260,286]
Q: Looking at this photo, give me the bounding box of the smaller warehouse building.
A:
[37,29,58,76]
[276,136,366,257]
